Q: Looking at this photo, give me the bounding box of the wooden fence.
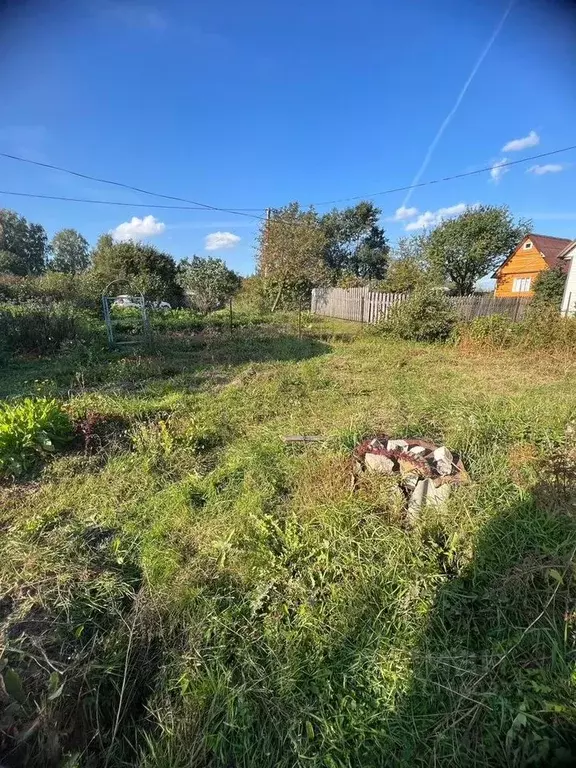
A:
[310,287,408,323]
[450,294,531,321]
[310,287,531,323]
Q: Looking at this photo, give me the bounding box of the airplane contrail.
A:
[402,0,515,208]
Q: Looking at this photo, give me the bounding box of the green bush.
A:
[381,287,457,342]
[149,308,204,333]
[0,301,102,358]
[532,266,566,309]
[0,271,103,310]
[463,314,517,348]
[0,398,74,477]
[234,275,270,313]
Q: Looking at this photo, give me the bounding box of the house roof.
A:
[529,234,574,270]
[556,239,576,261]
[493,233,574,277]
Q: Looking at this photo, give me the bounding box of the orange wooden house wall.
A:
[494,239,548,298]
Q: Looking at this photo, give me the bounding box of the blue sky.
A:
[1,0,575,280]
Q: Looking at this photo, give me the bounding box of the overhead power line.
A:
[308,145,576,206]
[0,151,264,220]
[1,144,575,223]
[400,0,515,209]
[0,188,264,212]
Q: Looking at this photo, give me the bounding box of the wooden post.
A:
[360,295,365,325]
[298,297,302,338]
[229,297,233,332]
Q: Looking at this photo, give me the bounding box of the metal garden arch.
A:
[101,279,151,349]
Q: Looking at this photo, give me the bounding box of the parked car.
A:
[112,295,143,309]
[112,295,172,310]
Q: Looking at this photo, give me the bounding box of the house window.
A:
[523,241,532,249]
[512,277,532,293]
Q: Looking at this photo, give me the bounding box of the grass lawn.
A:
[1,313,576,767]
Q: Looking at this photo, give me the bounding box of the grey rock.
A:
[433,446,454,476]
[409,445,427,457]
[365,453,395,474]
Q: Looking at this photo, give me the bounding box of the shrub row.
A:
[376,288,576,349]
[461,308,576,350]
[0,272,103,310]
[0,301,103,358]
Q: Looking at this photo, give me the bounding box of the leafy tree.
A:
[25,223,49,275]
[426,205,531,295]
[320,201,389,281]
[178,256,241,313]
[532,266,566,308]
[257,202,329,311]
[383,235,431,292]
[0,209,48,274]
[92,234,182,302]
[50,228,90,274]
[0,250,28,276]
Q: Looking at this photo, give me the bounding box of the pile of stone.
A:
[354,436,469,523]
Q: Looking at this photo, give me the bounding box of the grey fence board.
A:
[310,288,531,324]
[450,295,531,321]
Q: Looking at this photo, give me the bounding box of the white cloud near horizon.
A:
[205,231,241,251]
[527,163,564,175]
[502,130,540,152]
[490,158,509,183]
[400,0,514,208]
[111,215,166,242]
[405,203,467,231]
[390,206,419,221]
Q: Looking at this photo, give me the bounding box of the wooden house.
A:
[493,233,573,298]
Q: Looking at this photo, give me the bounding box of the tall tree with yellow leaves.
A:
[257,202,329,311]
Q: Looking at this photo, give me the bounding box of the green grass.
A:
[1,312,576,767]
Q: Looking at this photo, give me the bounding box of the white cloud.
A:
[527,163,564,175]
[502,130,540,152]
[490,158,509,183]
[111,215,166,242]
[405,203,467,231]
[390,206,419,221]
[205,231,241,251]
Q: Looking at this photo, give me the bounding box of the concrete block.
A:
[365,453,395,473]
[407,478,452,524]
[433,446,454,476]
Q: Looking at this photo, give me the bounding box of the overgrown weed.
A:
[1,316,576,766]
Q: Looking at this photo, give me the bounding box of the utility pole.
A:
[262,208,271,278]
